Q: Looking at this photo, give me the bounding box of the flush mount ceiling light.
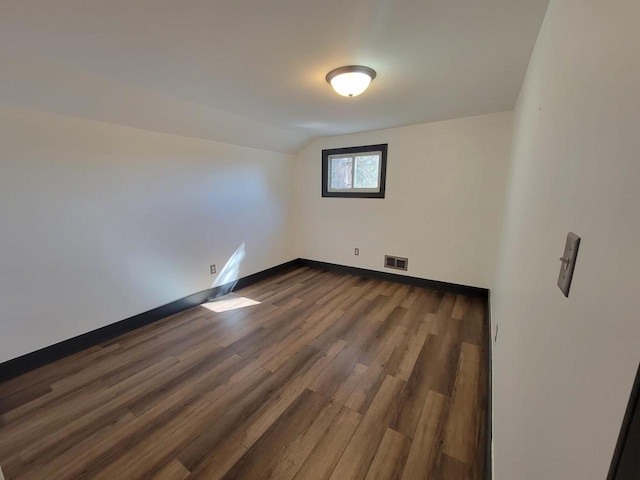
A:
[326,65,376,97]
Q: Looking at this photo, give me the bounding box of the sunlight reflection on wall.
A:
[212,242,246,289]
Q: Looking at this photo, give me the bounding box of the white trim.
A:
[0,465,5,480]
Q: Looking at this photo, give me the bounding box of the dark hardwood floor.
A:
[0,267,488,479]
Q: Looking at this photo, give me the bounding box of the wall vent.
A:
[384,255,408,271]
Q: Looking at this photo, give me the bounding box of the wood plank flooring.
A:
[0,267,488,479]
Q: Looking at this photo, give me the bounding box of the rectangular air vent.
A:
[384,255,408,271]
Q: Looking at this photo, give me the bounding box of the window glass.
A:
[330,156,353,190]
[322,144,387,198]
[354,155,380,189]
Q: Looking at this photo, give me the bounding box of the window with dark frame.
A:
[322,144,388,198]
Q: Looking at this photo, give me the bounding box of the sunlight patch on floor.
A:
[202,294,260,313]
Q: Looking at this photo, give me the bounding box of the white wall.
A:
[491,1,640,479]
[294,112,513,288]
[0,106,295,363]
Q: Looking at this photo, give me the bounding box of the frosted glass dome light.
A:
[326,66,376,97]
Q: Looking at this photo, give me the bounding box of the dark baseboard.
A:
[485,292,493,480]
[228,258,303,292]
[0,259,301,383]
[299,258,489,298]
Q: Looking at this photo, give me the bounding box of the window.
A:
[322,144,387,198]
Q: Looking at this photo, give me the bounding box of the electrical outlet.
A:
[354,248,359,256]
[494,323,499,343]
[210,264,216,275]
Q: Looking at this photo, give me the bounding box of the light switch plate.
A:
[557,232,581,297]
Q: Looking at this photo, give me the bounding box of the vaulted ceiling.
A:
[0,0,549,153]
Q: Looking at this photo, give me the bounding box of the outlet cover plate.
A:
[557,232,580,297]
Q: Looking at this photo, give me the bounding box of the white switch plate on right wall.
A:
[557,232,581,297]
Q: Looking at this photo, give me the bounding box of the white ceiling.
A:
[0,0,549,153]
